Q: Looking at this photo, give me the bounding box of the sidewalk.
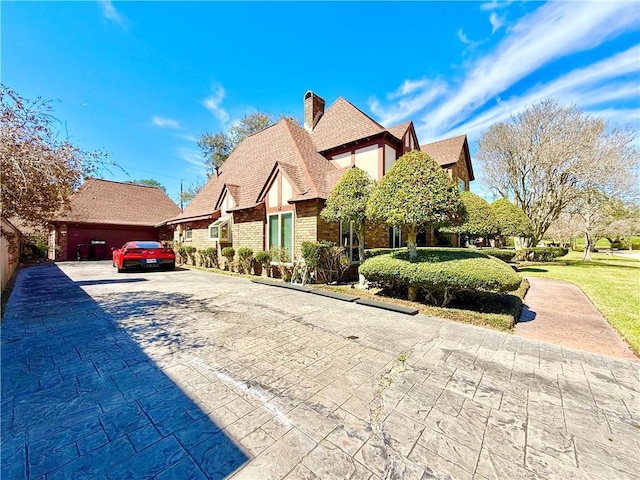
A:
[516,277,637,360]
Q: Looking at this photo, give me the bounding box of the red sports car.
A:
[112,241,175,272]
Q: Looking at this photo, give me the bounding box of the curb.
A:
[251,279,419,315]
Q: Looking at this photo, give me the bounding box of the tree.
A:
[477,99,639,246]
[366,150,464,261]
[179,179,205,209]
[320,167,376,264]
[544,213,582,249]
[441,191,498,245]
[198,113,300,175]
[568,127,638,260]
[605,203,640,251]
[1,85,108,229]
[125,178,166,193]
[491,199,534,248]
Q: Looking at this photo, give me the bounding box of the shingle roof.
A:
[386,121,412,141]
[310,97,387,152]
[420,134,467,166]
[52,178,180,226]
[169,119,336,222]
[421,134,475,181]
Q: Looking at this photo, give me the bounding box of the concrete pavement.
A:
[2,262,639,479]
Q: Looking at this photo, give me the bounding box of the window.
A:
[458,177,466,192]
[209,217,231,242]
[185,227,192,241]
[268,212,293,262]
[340,221,360,263]
[389,226,402,248]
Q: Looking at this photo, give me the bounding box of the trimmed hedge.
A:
[515,247,568,262]
[359,248,522,306]
[476,248,516,263]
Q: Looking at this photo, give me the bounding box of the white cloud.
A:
[457,29,476,47]
[435,45,640,142]
[480,0,512,12]
[426,1,640,135]
[203,86,230,124]
[152,116,180,129]
[489,12,505,33]
[177,148,207,175]
[98,1,127,29]
[370,80,447,126]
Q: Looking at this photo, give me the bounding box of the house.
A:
[164,91,474,262]
[49,179,180,261]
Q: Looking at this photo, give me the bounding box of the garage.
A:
[49,178,180,261]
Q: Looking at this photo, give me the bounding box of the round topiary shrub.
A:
[221,246,235,271]
[359,248,522,306]
[236,247,254,274]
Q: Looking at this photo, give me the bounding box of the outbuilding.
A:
[49,178,180,261]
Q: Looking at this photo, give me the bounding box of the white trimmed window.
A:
[185,227,193,241]
[340,221,360,263]
[209,217,231,242]
[268,212,294,262]
[458,177,466,192]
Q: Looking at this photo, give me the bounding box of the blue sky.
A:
[3,1,639,202]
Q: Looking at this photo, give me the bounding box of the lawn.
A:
[519,251,640,355]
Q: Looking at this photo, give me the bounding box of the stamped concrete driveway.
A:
[2,262,639,479]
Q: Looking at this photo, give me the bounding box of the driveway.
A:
[2,262,639,479]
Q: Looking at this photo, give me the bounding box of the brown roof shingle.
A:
[420,134,467,166]
[421,134,474,181]
[169,119,336,222]
[52,178,180,226]
[386,121,412,141]
[310,97,387,152]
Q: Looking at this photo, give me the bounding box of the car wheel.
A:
[166,261,175,271]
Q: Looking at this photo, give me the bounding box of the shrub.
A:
[301,241,350,284]
[197,247,218,268]
[515,247,568,262]
[221,246,235,270]
[364,248,405,260]
[359,248,522,306]
[237,247,254,274]
[477,248,516,263]
[184,246,197,265]
[175,246,187,264]
[270,247,292,281]
[254,250,272,276]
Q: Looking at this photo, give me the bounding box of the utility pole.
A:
[180,179,184,212]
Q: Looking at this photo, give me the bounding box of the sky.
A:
[3,1,639,203]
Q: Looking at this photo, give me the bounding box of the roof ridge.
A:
[282,120,316,197]
[334,97,386,130]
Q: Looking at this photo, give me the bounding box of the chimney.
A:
[304,91,325,132]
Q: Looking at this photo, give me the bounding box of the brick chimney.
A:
[304,91,325,132]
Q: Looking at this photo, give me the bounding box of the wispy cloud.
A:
[489,12,505,33]
[369,79,447,126]
[457,29,477,47]
[98,1,127,29]
[480,0,512,12]
[370,1,638,145]
[203,86,230,124]
[152,116,180,129]
[441,45,640,141]
[177,148,207,175]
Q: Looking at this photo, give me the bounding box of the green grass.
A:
[519,251,640,355]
